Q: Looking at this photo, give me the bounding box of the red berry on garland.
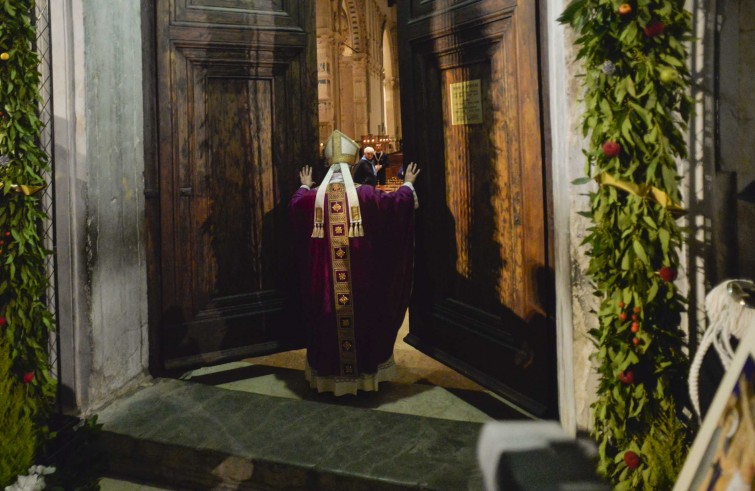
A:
[619,312,627,322]
[632,314,637,321]
[631,322,639,333]
[618,3,632,15]
[4,231,9,237]
[22,372,34,383]
[0,316,6,327]
[602,141,621,158]
[632,337,640,346]
[619,370,635,384]
[659,266,677,282]
[643,20,665,37]
[624,451,641,469]
[618,301,625,309]
[633,306,641,314]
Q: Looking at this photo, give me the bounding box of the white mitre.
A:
[312,130,363,239]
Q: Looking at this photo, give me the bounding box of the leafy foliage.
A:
[0,337,37,487]
[558,0,696,487]
[0,0,56,474]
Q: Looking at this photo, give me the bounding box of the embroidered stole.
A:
[313,163,363,238]
[327,182,358,376]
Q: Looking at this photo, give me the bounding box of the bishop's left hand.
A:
[299,165,315,187]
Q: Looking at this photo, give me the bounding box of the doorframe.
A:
[138,0,579,431]
[51,0,92,412]
[544,0,578,436]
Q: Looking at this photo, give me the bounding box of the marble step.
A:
[98,378,484,490]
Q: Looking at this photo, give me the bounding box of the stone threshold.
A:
[98,378,484,490]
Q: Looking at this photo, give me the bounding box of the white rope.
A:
[689,279,755,419]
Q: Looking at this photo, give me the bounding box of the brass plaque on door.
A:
[449,79,483,125]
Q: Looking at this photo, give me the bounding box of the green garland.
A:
[0,0,56,475]
[558,0,696,488]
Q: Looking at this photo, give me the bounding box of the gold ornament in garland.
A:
[595,172,686,217]
[559,0,696,489]
[0,181,46,195]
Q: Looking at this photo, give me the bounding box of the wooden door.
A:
[151,0,317,370]
[398,0,556,417]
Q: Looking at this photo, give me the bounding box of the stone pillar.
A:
[317,32,336,143]
[351,54,369,140]
[385,26,401,140]
[368,59,384,135]
[383,76,397,138]
[338,56,355,139]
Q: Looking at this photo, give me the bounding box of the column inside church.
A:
[316,0,401,154]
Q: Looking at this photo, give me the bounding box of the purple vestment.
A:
[288,184,416,395]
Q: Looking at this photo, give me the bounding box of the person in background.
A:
[353,146,382,186]
[288,130,420,396]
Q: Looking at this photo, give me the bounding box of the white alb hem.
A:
[305,356,397,396]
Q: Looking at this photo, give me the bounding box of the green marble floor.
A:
[180,359,522,423]
[98,321,526,490]
[101,478,171,491]
[180,318,526,423]
[99,378,490,490]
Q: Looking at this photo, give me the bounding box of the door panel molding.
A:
[149,0,316,371]
[174,0,301,30]
[406,0,517,27]
[399,0,555,417]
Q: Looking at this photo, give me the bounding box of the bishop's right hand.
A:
[403,162,421,184]
[299,165,315,187]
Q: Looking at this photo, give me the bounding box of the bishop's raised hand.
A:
[299,165,315,187]
[403,162,421,184]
